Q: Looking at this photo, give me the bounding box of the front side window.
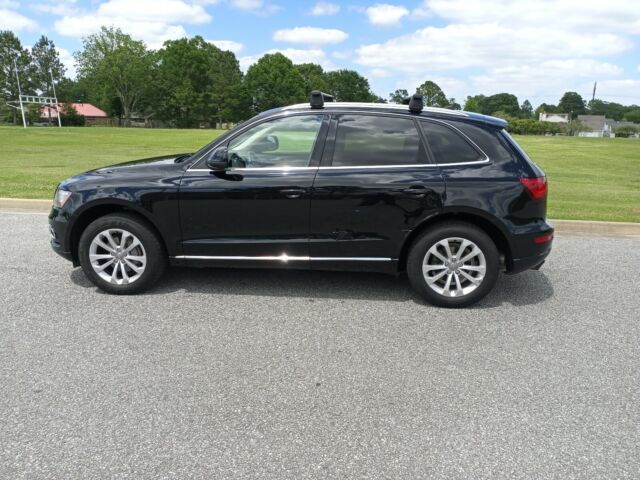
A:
[331,114,425,167]
[227,114,323,168]
[421,121,484,164]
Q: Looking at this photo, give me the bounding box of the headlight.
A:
[53,189,73,208]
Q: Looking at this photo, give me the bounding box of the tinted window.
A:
[227,114,323,168]
[331,115,425,166]
[421,121,483,164]
[450,121,515,163]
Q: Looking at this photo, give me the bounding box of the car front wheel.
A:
[78,213,166,294]
[407,222,499,308]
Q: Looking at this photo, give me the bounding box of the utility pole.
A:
[50,68,62,128]
[12,55,27,128]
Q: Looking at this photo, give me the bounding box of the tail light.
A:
[520,177,547,201]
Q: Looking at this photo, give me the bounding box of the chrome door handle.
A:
[280,188,305,199]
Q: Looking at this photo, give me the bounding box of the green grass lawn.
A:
[0,126,638,222]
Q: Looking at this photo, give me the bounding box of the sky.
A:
[2,0,640,107]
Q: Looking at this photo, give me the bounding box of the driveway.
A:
[1,212,638,479]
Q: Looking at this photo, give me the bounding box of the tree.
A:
[60,102,85,126]
[463,95,484,113]
[389,88,408,104]
[75,27,154,123]
[558,91,586,118]
[30,35,65,96]
[416,80,447,107]
[447,97,461,110]
[481,93,520,117]
[244,53,306,112]
[0,30,33,124]
[324,69,377,102]
[623,109,640,124]
[614,125,639,137]
[520,99,533,118]
[588,99,630,121]
[154,36,248,128]
[534,103,557,118]
[295,63,328,95]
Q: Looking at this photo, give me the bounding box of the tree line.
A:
[2,27,639,132]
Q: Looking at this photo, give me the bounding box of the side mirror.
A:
[206,147,228,171]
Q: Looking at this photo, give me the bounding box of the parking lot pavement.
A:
[1,211,639,479]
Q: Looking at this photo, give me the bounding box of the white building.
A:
[538,112,570,123]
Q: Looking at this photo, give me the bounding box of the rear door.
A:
[309,113,445,270]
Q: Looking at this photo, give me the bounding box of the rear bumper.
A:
[510,247,551,274]
[508,221,554,274]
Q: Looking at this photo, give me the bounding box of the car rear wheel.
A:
[407,222,499,308]
[78,213,166,294]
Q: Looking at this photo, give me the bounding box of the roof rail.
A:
[401,93,424,113]
[310,90,335,109]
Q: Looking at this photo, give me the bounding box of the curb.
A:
[1,197,639,239]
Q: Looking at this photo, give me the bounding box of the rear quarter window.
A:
[448,120,516,163]
[420,121,484,164]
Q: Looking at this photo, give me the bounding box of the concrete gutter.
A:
[1,197,639,238]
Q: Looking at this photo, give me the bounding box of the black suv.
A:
[49,92,553,307]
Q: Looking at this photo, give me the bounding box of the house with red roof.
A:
[41,103,111,126]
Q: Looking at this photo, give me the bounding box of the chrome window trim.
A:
[186,110,492,173]
[184,158,491,174]
[173,255,392,262]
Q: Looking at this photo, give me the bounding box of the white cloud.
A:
[229,0,261,9]
[580,79,640,104]
[56,47,76,79]
[414,0,640,35]
[207,39,244,54]
[30,0,78,15]
[355,24,631,73]
[366,3,409,27]
[239,48,336,72]
[470,60,623,102]
[310,1,339,16]
[355,0,638,104]
[273,27,348,45]
[0,8,38,31]
[53,0,210,48]
[0,0,19,8]
[98,0,210,24]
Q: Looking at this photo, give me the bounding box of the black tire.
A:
[78,213,166,294]
[406,221,499,308]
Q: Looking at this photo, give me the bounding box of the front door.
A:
[179,113,326,266]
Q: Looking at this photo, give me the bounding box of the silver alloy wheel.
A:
[89,228,147,285]
[422,237,486,298]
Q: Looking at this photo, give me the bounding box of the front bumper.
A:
[49,205,74,263]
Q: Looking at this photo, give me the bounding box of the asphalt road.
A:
[1,212,639,479]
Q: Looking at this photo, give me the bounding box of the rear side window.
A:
[450,120,515,163]
[331,114,426,166]
[421,121,483,164]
